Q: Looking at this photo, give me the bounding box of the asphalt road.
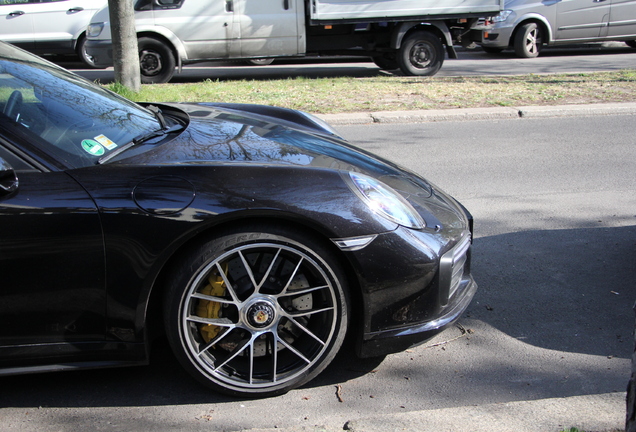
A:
[63,43,636,83]
[1,113,634,432]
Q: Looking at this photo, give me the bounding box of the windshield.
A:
[0,43,161,169]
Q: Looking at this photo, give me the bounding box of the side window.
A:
[0,0,39,5]
[0,144,36,172]
[135,0,152,10]
[154,0,184,9]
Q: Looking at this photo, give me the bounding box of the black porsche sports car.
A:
[0,41,476,397]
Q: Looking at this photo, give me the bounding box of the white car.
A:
[481,0,636,58]
[0,0,106,67]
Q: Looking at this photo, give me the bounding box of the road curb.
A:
[245,392,626,432]
[316,102,636,126]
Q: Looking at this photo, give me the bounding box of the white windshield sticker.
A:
[94,134,118,150]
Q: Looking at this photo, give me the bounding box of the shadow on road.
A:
[469,224,636,358]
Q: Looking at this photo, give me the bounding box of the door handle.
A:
[9,11,25,17]
[225,0,233,12]
[283,0,289,10]
[68,7,84,12]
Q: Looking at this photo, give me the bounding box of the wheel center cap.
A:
[246,302,276,328]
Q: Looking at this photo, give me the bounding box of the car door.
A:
[0,144,106,350]
[151,0,236,59]
[233,0,302,57]
[31,0,106,52]
[555,0,610,40]
[0,0,37,51]
[608,0,636,37]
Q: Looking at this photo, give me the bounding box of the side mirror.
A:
[0,156,19,196]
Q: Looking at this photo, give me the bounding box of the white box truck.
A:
[86,0,503,83]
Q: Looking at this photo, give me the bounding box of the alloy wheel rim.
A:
[180,242,338,390]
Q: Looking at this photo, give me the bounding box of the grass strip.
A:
[106,70,636,114]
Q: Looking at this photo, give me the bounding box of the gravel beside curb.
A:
[316,102,636,126]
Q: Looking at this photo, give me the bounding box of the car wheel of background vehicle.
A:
[76,35,102,69]
[372,53,399,70]
[481,46,505,54]
[397,31,445,76]
[514,22,542,58]
[626,40,636,49]
[138,37,176,84]
[3,90,22,123]
[164,224,349,397]
[245,58,275,66]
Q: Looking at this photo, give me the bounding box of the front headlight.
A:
[346,172,425,229]
[492,10,513,23]
[87,23,105,38]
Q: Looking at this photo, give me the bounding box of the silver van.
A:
[481,0,636,57]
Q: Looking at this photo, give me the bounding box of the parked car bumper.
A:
[85,39,113,67]
[482,24,514,48]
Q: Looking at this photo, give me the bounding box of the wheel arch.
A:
[140,213,364,349]
[136,29,186,66]
[391,22,452,50]
[509,16,552,47]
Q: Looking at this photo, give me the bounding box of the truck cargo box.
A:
[309,0,503,22]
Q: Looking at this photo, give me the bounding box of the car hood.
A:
[117,102,434,196]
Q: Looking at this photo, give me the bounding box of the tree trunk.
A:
[108,0,140,92]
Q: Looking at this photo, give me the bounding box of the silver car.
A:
[481,0,636,57]
[0,0,106,67]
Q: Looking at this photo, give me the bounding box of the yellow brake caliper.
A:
[196,268,227,343]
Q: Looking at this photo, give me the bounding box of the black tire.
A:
[397,31,445,76]
[626,40,636,49]
[138,37,176,84]
[76,34,103,69]
[372,54,399,70]
[246,58,275,66]
[514,22,542,58]
[164,224,349,397]
[481,46,505,54]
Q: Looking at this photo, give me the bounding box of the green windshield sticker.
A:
[81,139,105,156]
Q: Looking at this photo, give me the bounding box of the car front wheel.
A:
[164,225,349,397]
[76,35,103,69]
[514,22,542,58]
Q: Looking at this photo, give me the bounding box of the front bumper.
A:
[359,274,477,357]
[85,39,114,67]
[481,25,514,48]
[343,220,477,358]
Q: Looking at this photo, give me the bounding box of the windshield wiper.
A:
[147,104,167,129]
[97,123,184,164]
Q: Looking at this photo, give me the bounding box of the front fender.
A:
[391,21,453,49]
[136,27,188,61]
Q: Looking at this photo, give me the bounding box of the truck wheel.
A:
[513,23,542,58]
[397,31,444,76]
[138,37,176,84]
